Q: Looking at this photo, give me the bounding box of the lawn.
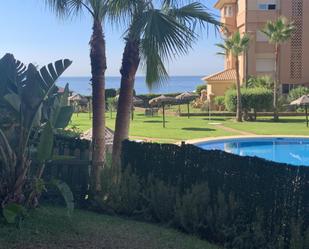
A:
[70,112,237,143]
[0,206,221,249]
[70,111,309,142]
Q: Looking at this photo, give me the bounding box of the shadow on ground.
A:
[202,118,230,122]
[144,120,166,123]
[182,127,215,132]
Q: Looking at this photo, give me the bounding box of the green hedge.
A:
[116,140,309,249]
[225,88,273,112]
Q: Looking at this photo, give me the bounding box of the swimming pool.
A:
[196,137,309,166]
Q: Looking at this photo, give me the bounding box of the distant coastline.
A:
[57,76,205,95]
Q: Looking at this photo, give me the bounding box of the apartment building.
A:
[203,0,309,100]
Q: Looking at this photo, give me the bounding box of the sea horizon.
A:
[57,75,205,96]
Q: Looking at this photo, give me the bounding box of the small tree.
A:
[214,96,225,111]
[0,54,73,213]
[216,31,250,122]
[261,17,295,121]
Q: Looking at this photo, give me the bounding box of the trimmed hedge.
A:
[119,140,309,249]
[225,88,273,113]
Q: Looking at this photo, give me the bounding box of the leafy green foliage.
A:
[106,88,117,99]
[216,31,250,57]
[37,122,54,163]
[225,88,273,112]
[0,53,72,217]
[2,203,27,225]
[288,86,309,102]
[261,16,295,44]
[196,84,207,95]
[247,75,274,90]
[51,180,74,217]
[214,96,225,110]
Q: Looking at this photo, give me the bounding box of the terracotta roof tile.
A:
[202,69,236,82]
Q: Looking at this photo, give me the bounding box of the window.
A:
[258,4,267,10]
[256,58,275,72]
[258,4,277,10]
[224,5,233,17]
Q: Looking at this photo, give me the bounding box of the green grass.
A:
[70,112,236,142]
[0,206,220,249]
[70,112,309,142]
[223,116,309,136]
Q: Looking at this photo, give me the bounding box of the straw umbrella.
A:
[115,95,144,120]
[290,95,309,127]
[149,95,176,128]
[131,96,143,120]
[176,92,198,118]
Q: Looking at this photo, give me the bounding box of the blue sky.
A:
[0,0,223,77]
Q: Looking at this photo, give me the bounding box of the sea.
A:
[57,76,205,95]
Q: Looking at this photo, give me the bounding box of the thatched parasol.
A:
[115,95,143,105]
[290,95,309,127]
[176,92,198,118]
[115,95,144,120]
[149,95,176,128]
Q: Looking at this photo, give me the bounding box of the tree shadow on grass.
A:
[250,118,306,124]
[144,120,167,123]
[182,127,215,132]
[202,117,230,122]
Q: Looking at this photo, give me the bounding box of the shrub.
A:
[225,87,273,113]
[247,75,273,89]
[214,96,225,111]
[105,88,117,99]
[196,84,207,95]
[288,86,309,102]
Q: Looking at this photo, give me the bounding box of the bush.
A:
[196,84,207,95]
[247,75,273,89]
[225,87,273,113]
[105,88,117,99]
[214,96,225,111]
[288,86,309,102]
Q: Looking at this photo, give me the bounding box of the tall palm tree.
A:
[109,0,220,171]
[46,0,109,193]
[216,31,250,122]
[261,17,294,121]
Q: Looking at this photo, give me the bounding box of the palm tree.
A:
[109,0,220,171]
[46,0,109,193]
[261,17,294,121]
[216,31,250,122]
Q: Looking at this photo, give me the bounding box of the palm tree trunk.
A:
[235,57,242,122]
[112,39,140,177]
[90,20,107,193]
[273,44,279,121]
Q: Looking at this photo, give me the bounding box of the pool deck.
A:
[185,135,309,145]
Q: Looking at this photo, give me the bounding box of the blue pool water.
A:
[197,137,309,166]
